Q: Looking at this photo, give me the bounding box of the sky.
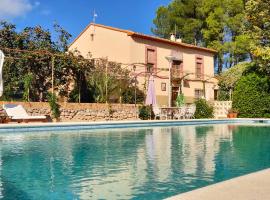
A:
[0,0,171,42]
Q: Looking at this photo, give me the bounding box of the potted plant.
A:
[227,108,239,118]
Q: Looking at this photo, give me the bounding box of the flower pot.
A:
[227,113,238,118]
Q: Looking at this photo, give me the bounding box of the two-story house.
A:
[69,23,218,106]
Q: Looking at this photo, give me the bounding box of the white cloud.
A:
[0,0,34,19]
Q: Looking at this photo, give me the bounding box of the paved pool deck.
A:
[166,168,270,200]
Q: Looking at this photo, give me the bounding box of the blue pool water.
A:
[0,124,270,200]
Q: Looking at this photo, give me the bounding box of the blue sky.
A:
[0,0,171,42]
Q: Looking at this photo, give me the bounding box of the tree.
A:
[244,0,270,74]
[87,59,130,103]
[152,0,248,73]
[152,0,205,45]
[202,0,247,72]
[0,21,94,102]
[218,62,249,100]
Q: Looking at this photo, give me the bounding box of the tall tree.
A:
[152,0,248,73]
[244,0,270,74]
[152,0,205,45]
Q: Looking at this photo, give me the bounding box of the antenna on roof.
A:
[91,10,98,40]
[93,9,98,24]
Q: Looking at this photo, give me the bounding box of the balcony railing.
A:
[171,69,205,80]
[171,68,183,79]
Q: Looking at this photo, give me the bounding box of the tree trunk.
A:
[217,56,223,74]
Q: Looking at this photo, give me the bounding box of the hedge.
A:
[232,73,270,118]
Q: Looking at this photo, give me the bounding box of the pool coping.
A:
[0,118,269,133]
[165,168,270,200]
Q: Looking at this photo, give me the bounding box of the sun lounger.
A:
[3,104,47,123]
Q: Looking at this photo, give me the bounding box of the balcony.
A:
[171,68,184,80]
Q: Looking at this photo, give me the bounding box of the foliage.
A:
[48,92,61,119]
[245,0,270,49]
[228,108,239,113]
[122,86,144,104]
[23,73,34,102]
[217,88,231,101]
[152,0,205,45]
[217,62,249,100]
[194,99,214,119]
[219,62,249,89]
[232,73,270,118]
[0,21,94,102]
[87,59,130,103]
[175,93,185,107]
[152,0,248,73]
[139,105,152,120]
[244,0,270,75]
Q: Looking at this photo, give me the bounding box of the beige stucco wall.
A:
[69,24,217,106]
[69,25,132,63]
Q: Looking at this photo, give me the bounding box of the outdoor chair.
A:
[153,106,167,120]
[174,106,187,120]
[185,104,196,119]
[3,104,48,123]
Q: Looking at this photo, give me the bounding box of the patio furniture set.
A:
[153,104,196,120]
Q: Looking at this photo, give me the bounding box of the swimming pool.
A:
[0,123,270,199]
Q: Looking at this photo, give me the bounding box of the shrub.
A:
[217,62,249,101]
[194,99,214,119]
[48,92,61,119]
[122,87,144,104]
[232,73,270,118]
[176,93,185,107]
[139,105,152,120]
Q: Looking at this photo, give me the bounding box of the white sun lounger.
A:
[3,104,47,123]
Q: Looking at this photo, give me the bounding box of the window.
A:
[195,89,204,99]
[172,60,183,78]
[146,46,157,73]
[195,56,204,79]
[183,79,190,88]
[147,49,155,64]
[161,83,166,91]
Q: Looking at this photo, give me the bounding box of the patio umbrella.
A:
[0,50,4,97]
[145,75,157,106]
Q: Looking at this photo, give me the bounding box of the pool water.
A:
[0,124,270,200]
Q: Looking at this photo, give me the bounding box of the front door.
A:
[172,87,179,106]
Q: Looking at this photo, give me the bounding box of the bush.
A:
[232,73,270,118]
[176,93,185,107]
[139,105,152,120]
[194,99,214,119]
[48,92,61,119]
[122,87,144,104]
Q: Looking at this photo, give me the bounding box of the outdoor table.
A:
[160,107,179,119]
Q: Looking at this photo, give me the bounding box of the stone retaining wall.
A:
[0,102,139,122]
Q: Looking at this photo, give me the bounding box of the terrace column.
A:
[166,56,175,107]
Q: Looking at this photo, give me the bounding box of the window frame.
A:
[194,89,204,99]
[161,82,166,91]
[145,46,157,74]
[195,55,204,79]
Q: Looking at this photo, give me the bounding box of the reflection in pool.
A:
[0,124,270,199]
